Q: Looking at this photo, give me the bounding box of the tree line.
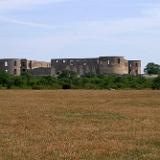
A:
[0,69,159,90]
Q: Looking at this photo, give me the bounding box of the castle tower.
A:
[99,56,129,75]
[0,59,21,76]
[128,60,141,76]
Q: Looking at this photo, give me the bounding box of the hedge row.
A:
[0,70,159,90]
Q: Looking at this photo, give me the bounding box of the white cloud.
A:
[0,1,160,66]
[0,0,70,28]
[0,0,70,10]
[57,17,160,41]
[0,17,51,28]
[1,3,160,50]
[142,6,160,18]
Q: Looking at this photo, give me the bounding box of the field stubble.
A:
[0,90,160,160]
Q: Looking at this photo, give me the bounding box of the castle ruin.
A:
[51,56,141,76]
[0,56,141,76]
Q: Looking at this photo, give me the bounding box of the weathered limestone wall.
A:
[128,60,141,76]
[0,59,21,76]
[20,59,30,74]
[0,57,141,76]
[51,56,131,76]
[99,57,129,75]
[20,59,51,75]
[51,58,99,76]
[29,67,51,76]
[30,60,51,69]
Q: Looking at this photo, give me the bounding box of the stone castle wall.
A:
[99,57,129,75]
[29,67,51,76]
[30,60,51,69]
[129,60,141,76]
[51,58,99,76]
[0,59,50,76]
[0,57,141,76]
[0,59,21,76]
[20,59,51,75]
[51,56,141,76]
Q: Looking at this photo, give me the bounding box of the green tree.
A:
[144,63,160,75]
[58,70,77,79]
[0,70,14,88]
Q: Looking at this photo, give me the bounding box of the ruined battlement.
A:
[0,56,141,76]
[0,59,21,76]
[51,56,141,76]
[0,58,50,76]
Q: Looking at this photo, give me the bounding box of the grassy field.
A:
[0,90,160,160]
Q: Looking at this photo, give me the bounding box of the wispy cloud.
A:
[0,0,160,66]
[142,5,160,17]
[75,3,160,37]
[0,17,51,28]
[0,0,70,11]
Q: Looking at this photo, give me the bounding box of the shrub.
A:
[32,85,44,90]
[0,70,158,90]
[152,76,160,89]
[62,84,71,89]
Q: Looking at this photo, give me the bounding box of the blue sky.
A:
[0,0,160,69]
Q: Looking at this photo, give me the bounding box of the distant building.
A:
[51,56,141,76]
[0,56,141,76]
[20,59,51,76]
[0,59,21,76]
[0,58,50,76]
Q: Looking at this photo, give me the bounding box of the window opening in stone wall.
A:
[135,63,138,67]
[22,62,25,67]
[5,69,8,72]
[107,60,110,65]
[29,61,32,69]
[118,58,120,64]
[63,60,66,63]
[14,61,17,66]
[56,60,59,63]
[14,69,17,75]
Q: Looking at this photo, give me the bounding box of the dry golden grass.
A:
[0,90,160,160]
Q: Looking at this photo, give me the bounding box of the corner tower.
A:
[99,56,129,75]
[128,60,141,76]
[0,59,21,76]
